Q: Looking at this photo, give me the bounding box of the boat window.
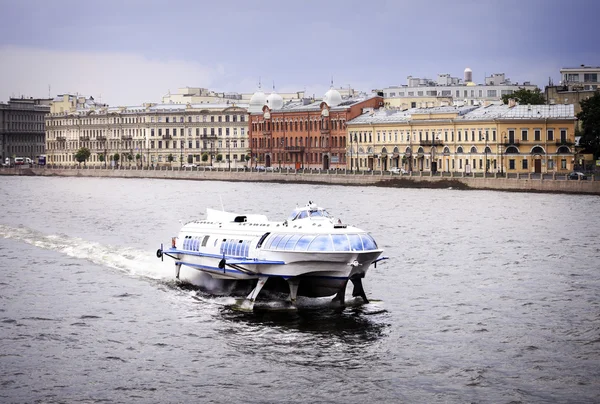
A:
[201,235,210,247]
[310,210,323,217]
[332,234,351,251]
[297,211,308,219]
[276,234,293,250]
[360,234,378,250]
[348,234,363,251]
[294,235,313,251]
[307,235,334,251]
[257,232,270,248]
[284,234,302,251]
[266,234,282,250]
[236,240,243,256]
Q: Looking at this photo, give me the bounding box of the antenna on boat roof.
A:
[219,195,224,211]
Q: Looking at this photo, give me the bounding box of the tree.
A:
[135,153,141,167]
[216,153,223,162]
[577,91,600,159]
[167,154,174,166]
[126,152,133,167]
[501,88,545,105]
[201,152,209,162]
[75,147,91,166]
[98,153,106,168]
[245,154,251,162]
[113,153,120,168]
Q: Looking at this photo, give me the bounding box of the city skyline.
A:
[0,0,598,106]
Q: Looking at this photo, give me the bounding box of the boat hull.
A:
[169,248,382,298]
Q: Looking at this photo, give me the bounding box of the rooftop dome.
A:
[266,91,284,110]
[248,87,267,113]
[323,87,342,107]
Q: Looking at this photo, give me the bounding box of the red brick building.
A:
[248,88,383,169]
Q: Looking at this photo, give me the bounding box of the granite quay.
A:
[2,165,599,195]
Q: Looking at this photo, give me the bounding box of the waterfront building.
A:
[346,101,577,175]
[0,97,51,163]
[45,97,250,168]
[382,68,538,107]
[248,86,383,170]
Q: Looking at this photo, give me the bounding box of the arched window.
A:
[470,146,478,154]
[456,146,464,154]
[531,146,544,155]
[505,146,519,154]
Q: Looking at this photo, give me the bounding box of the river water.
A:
[0,176,599,403]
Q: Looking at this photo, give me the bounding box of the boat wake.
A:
[0,224,170,280]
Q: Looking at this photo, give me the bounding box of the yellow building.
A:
[346,103,577,174]
[46,101,250,168]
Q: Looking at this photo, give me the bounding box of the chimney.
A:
[508,98,516,108]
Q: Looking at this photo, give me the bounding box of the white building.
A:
[382,68,538,107]
[560,65,600,91]
[45,100,250,168]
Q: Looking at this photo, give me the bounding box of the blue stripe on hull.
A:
[178,260,349,280]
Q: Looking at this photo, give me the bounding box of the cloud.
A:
[0,46,224,106]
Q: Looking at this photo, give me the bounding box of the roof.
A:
[250,95,381,114]
[347,104,576,125]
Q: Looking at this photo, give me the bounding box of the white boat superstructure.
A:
[157,202,386,309]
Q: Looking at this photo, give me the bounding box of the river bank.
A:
[1,166,599,195]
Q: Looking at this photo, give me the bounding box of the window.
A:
[561,159,566,169]
[487,90,497,97]
[509,159,515,170]
[560,129,567,143]
[565,73,579,83]
[522,159,528,170]
[547,129,554,141]
[534,129,541,141]
[521,129,528,141]
[307,235,333,251]
[584,73,598,82]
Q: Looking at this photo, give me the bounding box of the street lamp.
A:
[349,133,353,172]
[180,141,183,169]
[227,139,231,170]
[485,131,488,174]
[501,134,507,175]
[354,133,359,172]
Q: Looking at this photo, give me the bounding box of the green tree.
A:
[216,153,223,162]
[501,88,545,105]
[98,153,106,168]
[75,147,91,166]
[126,152,133,167]
[577,91,600,159]
[245,154,251,162]
[135,153,141,167]
[201,152,209,162]
[113,153,120,168]
[167,154,174,166]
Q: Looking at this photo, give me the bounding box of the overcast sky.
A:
[0,0,598,106]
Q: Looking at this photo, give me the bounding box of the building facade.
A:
[382,68,538,107]
[0,97,51,163]
[346,103,577,175]
[560,65,599,91]
[46,100,250,168]
[248,87,383,170]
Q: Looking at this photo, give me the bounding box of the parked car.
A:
[389,167,407,174]
[568,171,587,180]
[182,163,197,168]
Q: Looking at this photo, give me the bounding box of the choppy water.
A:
[1,176,599,403]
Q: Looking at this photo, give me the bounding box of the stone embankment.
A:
[2,166,599,195]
